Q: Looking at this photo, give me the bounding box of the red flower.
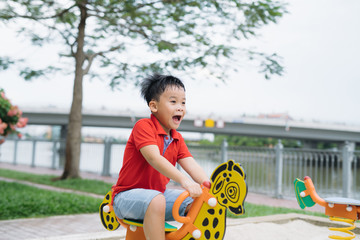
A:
[0,92,8,100]
[0,121,7,135]
[7,105,19,117]
[16,117,28,128]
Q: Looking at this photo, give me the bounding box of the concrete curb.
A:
[27,231,126,240]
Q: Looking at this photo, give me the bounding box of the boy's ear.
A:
[149,100,158,113]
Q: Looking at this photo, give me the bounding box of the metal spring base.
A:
[329,217,356,240]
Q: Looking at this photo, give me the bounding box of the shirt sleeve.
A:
[132,119,158,151]
[177,134,193,160]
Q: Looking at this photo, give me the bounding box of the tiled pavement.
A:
[0,213,126,240]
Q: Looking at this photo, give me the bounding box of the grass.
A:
[0,168,326,220]
[0,181,101,220]
[0,168,113,195]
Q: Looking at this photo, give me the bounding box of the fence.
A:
[0,138,359,200]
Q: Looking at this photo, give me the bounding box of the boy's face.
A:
[149,86,186,135]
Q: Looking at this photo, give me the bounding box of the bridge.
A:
[22,107,360,145]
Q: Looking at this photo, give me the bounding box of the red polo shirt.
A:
[112,114,192,199]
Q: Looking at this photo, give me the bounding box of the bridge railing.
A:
[228,143,359,200]
[0,138,359,200]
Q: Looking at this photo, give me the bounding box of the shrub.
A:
[0,88,28,143]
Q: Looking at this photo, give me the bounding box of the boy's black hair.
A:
[140,74,185,105]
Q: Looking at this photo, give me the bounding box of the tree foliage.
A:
[0,0,287,83]
[0,0,287,178]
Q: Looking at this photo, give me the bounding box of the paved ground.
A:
[0,163,330,240]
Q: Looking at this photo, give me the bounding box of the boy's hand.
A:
[203,181,211,189]
[181,178,203,198]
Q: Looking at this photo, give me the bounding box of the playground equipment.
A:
[294,176,360,239]
[99,159,248,240]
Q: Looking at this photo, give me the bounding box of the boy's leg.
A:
[113,189,162,220]
[143,194,166,240]
[113,189,167,240]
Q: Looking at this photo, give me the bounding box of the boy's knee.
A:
[148,194,166,213]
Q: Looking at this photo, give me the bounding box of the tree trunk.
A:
[61,2,87,179]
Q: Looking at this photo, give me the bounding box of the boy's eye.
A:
[170,100,176,104]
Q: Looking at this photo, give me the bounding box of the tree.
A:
[0,0,287,179]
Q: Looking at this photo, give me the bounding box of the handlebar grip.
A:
[172,190,192,223]
[168,184,213,240]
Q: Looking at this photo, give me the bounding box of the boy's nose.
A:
[177,105,184,111]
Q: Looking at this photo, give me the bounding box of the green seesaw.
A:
[295,176,360,239]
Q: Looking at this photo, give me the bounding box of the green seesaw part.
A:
[122,219,178,232]
[294,178,316,209]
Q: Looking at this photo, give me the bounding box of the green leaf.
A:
[0,57,15,71]
[157,40,178,52]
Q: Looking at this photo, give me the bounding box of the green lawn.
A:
[0,168,325,220]
[0,168,113,195]
[0,181,101,220]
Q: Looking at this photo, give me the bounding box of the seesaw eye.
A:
[225,183,240,203]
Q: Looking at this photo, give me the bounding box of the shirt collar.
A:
[150,114,180,140]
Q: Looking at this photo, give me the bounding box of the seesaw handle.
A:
[169,183,213,240]
[172,181,212,223]
[304,176,326,207]
[172,190,192,223]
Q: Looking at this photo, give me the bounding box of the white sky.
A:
[1,0,360,127]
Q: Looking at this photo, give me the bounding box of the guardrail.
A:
[0,138,359,199]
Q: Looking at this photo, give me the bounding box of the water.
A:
[1,140,359,199]
[0,141,217,177]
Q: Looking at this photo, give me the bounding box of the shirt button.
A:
[166,137,169,140]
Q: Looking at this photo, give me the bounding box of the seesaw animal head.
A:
[210,159,248,215]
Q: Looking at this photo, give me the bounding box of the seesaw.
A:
[294,176,360,239]
[99,159,248,240]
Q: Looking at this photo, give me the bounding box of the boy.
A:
[112,74,209,240]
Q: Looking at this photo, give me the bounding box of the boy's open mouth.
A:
[173,115,182,122]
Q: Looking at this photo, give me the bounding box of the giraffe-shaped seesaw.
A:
[99,159,248,240]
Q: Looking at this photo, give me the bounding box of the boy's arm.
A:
[140,145,203,197]
[178,157,210,185]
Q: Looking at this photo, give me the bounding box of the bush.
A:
[0,89,28,143]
